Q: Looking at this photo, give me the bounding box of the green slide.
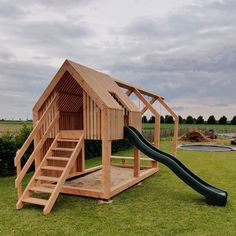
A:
[124,126,227,206]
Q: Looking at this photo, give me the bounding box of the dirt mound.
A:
[204,129,217,139]
[179,130,212,142]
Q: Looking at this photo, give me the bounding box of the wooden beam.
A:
[101,109,111,198]
[126,89,133,96]
[115,79,164,99]
[134,147,140,177]
[141,97,157,114]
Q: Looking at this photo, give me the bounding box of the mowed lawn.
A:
[1,140,236,236]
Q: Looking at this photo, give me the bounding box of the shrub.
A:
[85,139,132,159]
[148,116,155,123]
[160,116,165,124]
[186,116,194,124]
[0,133,17,176]
[165,115,174,124]
[207,115,216,124]
[231,116,236,125]
[196,116,204,124]
[178,116,183,124]
[0,124,33,177]
[142,115,148,123]
[218,116,227,124]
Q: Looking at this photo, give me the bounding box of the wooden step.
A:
[41,166,65,171]
[52,147,74,152]
[22,197,47,206]
[57,139,79,142]
[35,176,59,182]
[29,186,54,194]
[46,156,70,161]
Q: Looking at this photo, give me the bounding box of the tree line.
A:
[142,115,236,125]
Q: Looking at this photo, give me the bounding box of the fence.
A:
[142,128,190,142]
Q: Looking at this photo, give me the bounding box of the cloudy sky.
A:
[0,0,235,120]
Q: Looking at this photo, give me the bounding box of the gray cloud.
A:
[0,0,235,119]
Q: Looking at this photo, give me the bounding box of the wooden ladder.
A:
[16,131,84,215]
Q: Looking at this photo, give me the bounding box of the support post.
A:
[101,109,111,199]
[77,144,85,172]
[134,147,140,177]
[173,116,179,156]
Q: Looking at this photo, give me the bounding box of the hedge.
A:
[0,125,131,177]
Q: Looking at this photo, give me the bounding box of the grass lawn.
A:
[1,140,236,235]
[143,123,236,133]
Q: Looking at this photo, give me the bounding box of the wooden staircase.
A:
[16,131,84,215]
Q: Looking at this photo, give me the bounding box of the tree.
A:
[231,116,236,125]
[149,115,155,123]
[165,115,174,124]
[218,116,227,124]
[142,115,148,123]
[207,115,216,124]
[160,115,165,124]
[196,116,204,124]
[186,116,194,124]
[178,116,183,124]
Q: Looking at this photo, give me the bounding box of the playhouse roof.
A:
[33,59,140,112]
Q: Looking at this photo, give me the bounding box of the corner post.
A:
[101,108,111,199]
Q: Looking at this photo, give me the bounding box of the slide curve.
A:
[124,126,227,206]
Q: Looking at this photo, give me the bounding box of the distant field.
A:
[0,121,235,136]
[143,123,236,133]
[0,121,32,136]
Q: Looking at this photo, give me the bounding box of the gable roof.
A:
[33,59,139,112]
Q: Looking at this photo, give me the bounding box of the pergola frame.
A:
[115,80,179,156]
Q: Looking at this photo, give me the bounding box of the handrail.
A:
[15,112,59,187]
[14,94,58,166]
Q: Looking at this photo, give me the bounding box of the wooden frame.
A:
[14,59,178,214]
[115,80,179,156]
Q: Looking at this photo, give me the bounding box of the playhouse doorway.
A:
[57,71,84,131]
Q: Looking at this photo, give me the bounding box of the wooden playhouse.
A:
[14,59,178,215]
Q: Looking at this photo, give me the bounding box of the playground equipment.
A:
[178,144,234,152]
[14,60,226,215]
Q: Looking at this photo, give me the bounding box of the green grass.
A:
[1,140,236,235]
[0,120,32,125]
[143,123,236,133]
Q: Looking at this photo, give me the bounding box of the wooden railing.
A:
[14,94,59,199]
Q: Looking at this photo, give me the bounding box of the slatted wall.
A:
[110,92,141,132]
[83,92,102,139]
[129,112,142,131]
[107,109,124,140]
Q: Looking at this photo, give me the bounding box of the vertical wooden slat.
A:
[97,106,101,139]
[86,93,90,139]
[90,97,94,139]
[93,102,97,139]
[83,91,87,137]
